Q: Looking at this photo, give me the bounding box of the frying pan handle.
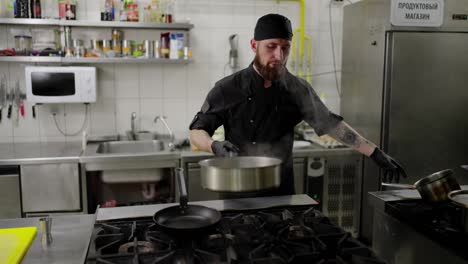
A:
[381,182,416,189]
[176,168,188,208]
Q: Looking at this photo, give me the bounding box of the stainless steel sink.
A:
[96,140,165,154]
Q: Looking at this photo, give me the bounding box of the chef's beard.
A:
[253,52,287,81]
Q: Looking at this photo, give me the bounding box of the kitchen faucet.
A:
[154,115,174,150]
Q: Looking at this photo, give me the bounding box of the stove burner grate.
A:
[87,207,384,264]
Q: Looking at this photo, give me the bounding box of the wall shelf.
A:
[0,57,61,63]
[0,18,193,30]
[0,18,193,65]
[62,57,192,64]
[0,56,192,64]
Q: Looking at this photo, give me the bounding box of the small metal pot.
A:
[382,169,461,203]
[448,190,468,233]
[199,156,282,193]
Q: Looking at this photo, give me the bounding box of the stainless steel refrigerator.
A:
[341,0,468,243]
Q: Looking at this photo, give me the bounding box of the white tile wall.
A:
[139,98,163,131]
[0,0,355,143]
[90,98,116,135]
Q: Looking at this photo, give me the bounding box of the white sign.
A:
[391,0,444,27]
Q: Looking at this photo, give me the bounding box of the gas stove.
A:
[386,200,468,261]
[86,206,384,264]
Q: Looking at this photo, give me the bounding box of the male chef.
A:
[189,14,406,196]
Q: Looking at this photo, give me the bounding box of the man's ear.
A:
[250,39,257,53]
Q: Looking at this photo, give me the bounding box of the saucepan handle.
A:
[176,168,188,208]
[381,182,416,189]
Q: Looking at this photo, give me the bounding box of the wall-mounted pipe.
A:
[276,0,312,82]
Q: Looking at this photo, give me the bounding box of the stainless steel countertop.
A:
[0,141,353,166]
[0,195,315,263]
[0,142,82,165]
[80,142,180,163]
[97,194,318,221]
[368,185,468,212]
[0,214,95,264]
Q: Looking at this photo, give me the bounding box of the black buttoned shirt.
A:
[190,64,342,195]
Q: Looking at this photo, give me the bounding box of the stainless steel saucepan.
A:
[199,156,282,192]
[381,169,460,203]
[448,190,468,233]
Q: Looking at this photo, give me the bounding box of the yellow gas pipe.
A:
[276,0,310,82]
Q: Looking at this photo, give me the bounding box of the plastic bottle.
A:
[119,0,126,21]
[160,32,170,58]
[30,0,41,18]
[150,0,161,22]
[176,33,184,58]
[164,0,174,23]
[111,0,115,20]
[169,33,178,59]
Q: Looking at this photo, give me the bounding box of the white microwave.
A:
[25,66,97,104]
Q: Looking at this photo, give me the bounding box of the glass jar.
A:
[122,40,131,57]
[14,35,32,55]
[131,41,144,57]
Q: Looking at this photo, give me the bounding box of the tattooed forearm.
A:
[328,121,377,156]
[335,126,361,147]
[328,122,368,148]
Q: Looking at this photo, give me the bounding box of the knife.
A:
[7,86,12,119]
[0,76,5,122]
[13,80,20,125]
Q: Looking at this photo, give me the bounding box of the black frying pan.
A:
[153,168,221,236]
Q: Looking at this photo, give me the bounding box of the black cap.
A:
[254,14,293,41]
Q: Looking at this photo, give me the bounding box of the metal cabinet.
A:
[20,163,81,213]
[293,157,306,194]
[320,153,363,237]
[0,166,21,219]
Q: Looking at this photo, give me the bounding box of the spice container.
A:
[102,40,114,57]
[14,36,32,55]
[88,39,103,57]
[112,40,122,57]
[111,29,123,42]
[75,46,85,58]
[131,42,144,57]
[126,3,139,22]
[72,39,83,48]
[154,40,161,58]
[122,40,131,57]
[71,39,83,58]
[111,29,123,57]
[143,40,154,58]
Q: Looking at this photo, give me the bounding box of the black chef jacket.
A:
[190,64,343,196]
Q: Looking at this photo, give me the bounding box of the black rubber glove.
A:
[370,148,407,183]
[211,141,240,157]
